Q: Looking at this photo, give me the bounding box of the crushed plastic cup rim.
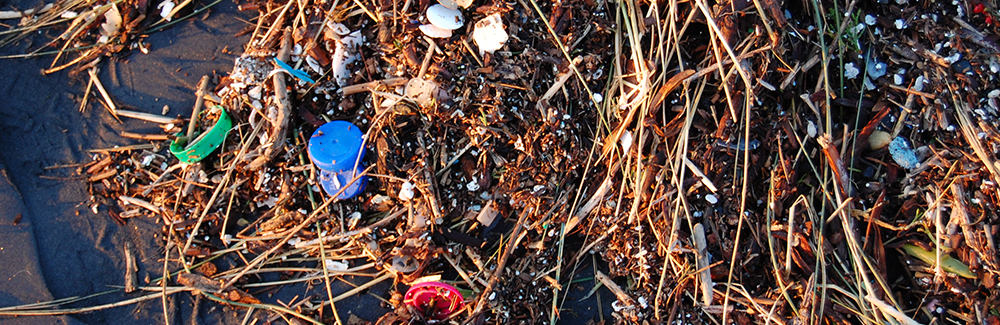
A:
[169,106,233,164]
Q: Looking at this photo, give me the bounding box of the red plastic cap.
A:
[403,282,465,320]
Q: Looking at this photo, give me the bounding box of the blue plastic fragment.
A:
[273,58,316,84]
[888,137,919,169]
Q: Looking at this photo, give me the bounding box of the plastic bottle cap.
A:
[319,165,367,200]
[307,121,365,172]
[403,281,465,320]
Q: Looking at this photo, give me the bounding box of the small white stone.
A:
[895,19,906,30]
[593,93,603,104]
[705,194,719,204]
[893,74,904,85]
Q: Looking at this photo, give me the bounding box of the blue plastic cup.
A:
[308,121,367,199]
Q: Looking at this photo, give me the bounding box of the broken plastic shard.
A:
[330,30,363,86]
[101,3,122,37]
[866,58,886,79]
[844,62,860,79]
[888,137,919,169]
[398,181,415,201]
[156,0,174,21]
[325,259,349,271]
[473,13,508,56]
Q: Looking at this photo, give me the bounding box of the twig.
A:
[184,75,212,141]
[0,288,188,316]
[117,109,184,124]
[120,131,172,141]
[246,29,293,170]
[339,77,407,95]
[88,67,120,120]
[464,208,530,322]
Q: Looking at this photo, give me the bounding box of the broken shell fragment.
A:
[438,0,473,10]
[419,24,453,38]
[473,13,507,56]
[404,77,441,107]
[426,4,464,30]
[868,130,891,150]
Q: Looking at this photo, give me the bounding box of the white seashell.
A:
[156,0,174,21]
[473,13,507,56]
[438,0,473,9]
[419,24,453,38]
[426,4,464,30]
[305,55,322,73]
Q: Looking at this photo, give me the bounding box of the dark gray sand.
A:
[0,1,612,323]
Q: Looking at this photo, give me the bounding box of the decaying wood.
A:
[246,28,293,171]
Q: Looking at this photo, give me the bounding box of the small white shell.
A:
[419,24,453,38]
[426,4,464,30]
[473,13,507,56]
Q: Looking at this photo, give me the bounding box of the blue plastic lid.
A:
[308,121,366,172]
[319,165,368,199]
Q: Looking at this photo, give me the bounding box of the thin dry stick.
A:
[0,288,189,316]
[223,193,342,288]
[464,208,531,323]
[88,67,120,120]
[317,225,344,325]
[184,75,212,141]
[116,109,183,124]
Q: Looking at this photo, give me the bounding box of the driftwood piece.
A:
[246,28,293,171]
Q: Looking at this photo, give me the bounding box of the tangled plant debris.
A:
[2,0,1000,323]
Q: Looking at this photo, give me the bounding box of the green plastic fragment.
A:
[169,106,233,164]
